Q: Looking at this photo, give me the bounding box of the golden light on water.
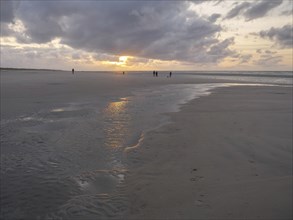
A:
[103,98,130,149]
[106,100,127,115]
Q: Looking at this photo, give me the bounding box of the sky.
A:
[0,0,292,71]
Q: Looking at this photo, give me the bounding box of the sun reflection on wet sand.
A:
[106,99,127,115]
[103,98,131,149]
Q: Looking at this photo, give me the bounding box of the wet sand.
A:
[1,70,292,219]
[1,70,249,219]
[0,70,231,119]
[125,86,292,219]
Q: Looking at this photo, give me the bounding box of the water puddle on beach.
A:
[0,82,283,219]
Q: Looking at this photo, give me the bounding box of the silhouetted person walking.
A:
[156,71,158,77]
[153,71,155,77]
[72,68,74,74]
[169,72,172,77]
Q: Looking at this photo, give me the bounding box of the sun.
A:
[119,56,128,63]
[101,55,130,67]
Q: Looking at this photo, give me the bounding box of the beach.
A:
[1,70,292,219]
[125,86,292,219]
[2,0,293,219]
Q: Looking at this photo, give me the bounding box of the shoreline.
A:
[1,70,292,219]
[124,85,292,219]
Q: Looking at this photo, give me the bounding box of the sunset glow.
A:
[0,1,292,71]
[119,56,128,64]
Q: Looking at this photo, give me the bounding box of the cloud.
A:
[256,49,262,54]
[255,54,283,66]
[93,53,119,62]
[256,49,278,55]
[281,8,293,16]
[244,0,283,21]
[237,54,252,63]
[0,0,19,36]
[206,37,236,62]
[225,0,283,20]
[0,0,16,23]
[208,13,221,22]
[0,24,12,36]
[0,43,96,69]
[264,50,277,54]
[254,46,283,67]
[213,0,225,6]
[225,2,251,19]
[259,25,293,48]
[3,1,235,64]
[280,0,293,15]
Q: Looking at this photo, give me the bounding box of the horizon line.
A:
[1,67,292,72]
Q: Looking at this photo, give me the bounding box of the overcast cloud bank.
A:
[0,0,292,70]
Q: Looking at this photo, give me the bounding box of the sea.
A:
[0,70,292,219]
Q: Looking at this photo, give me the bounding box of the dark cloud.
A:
[206,37,236,62]
[14,1,78,43]
[259,25,292,48]
[225,0,283,20]
[3,1,235,64]
[208,13,221,22]
[225,2,251,19]
[244,0,283,21]
[0,0,18,36]
[0,0,15,23]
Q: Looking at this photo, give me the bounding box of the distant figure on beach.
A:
[72,68,74,74]
[153,71,155,77]
[169,72,172,78]
[156,71,158,77]
[123,71,125,75]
